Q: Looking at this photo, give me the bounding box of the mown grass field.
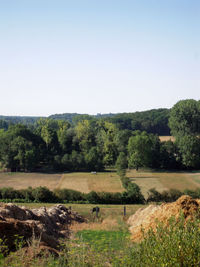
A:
[0,171,124,193]
[1,170,200,199]
[58,172,124,193]
[127,169,200,198]
[0,172,62,190]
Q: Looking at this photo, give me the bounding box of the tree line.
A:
[0,99,200,172]
[0,108,171,135]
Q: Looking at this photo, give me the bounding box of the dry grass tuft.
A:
[70,217,119,233]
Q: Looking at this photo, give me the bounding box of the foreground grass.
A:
[2,215,200,266]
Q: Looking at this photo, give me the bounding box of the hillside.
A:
[0,108,171,135]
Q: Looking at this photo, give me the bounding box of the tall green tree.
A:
[169,99,200,169]
[127,131,160,170]
[115,152,127,177]
[169,99,200,136]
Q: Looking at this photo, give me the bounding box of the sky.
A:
[0,0,199,116]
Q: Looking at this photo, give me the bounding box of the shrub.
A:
[32,187,58,203]
[184,188,200,199]
[0,187,23,199]
[54,188,86,202]
[128,215,200,266]
[18,187,34,201]
[147,188,183,203]
[86,191,100,204]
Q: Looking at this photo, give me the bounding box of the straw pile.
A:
[128,195,200,242]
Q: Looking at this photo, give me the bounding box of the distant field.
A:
[159,136,175,142]
[1,170,200,198]
[127,169,200,198]
[0,171,124,193]
[0,172,62,190]
[57,172,124,193]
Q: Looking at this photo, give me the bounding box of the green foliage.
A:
[169,99,200,169]
[176,135,200,169]
[0,187,23,199]
[169,99,200,136]
[128,131,161,170]
[159,140,180,169]
[76,230,129,252]
[147,188,183,202]
[184,188,200,199]
[115,152,127,177]
[32,187,58,203]
[120,177,145,204]
[54,188,86,202]
[2,215,200,266]
[131,216,200,266]
[1,104,198,172]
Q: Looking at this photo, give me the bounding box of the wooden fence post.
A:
[123,206,126,217]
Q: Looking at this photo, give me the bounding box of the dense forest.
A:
[0,108,170,135]
[0,100,200,172]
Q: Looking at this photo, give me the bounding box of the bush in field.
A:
[147,188,183,203]
[184,188,200,199]
[121,187,145,204]
[0,187,23,199]
[120,177,130,189]
[120,177,145,204]
[161,188,183,202]
[115,152,127,178]
[147,188,162,202]
[96,192,123,204]
[32,187,58,203]
[54,188,86,202]
[18,187,35,201]
[86,191,100,204]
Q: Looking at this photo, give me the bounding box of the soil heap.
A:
[0,203,84,255]
[128,195,200,242]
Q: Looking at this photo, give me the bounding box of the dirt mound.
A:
[128,195,200,242]
[0,203,85,255]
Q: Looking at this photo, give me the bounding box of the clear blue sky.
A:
[0,0,199,116]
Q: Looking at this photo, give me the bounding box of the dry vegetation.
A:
[18,203,144,220]
[1,170,200,199]
[127,169,200,198]
[0,172,62,190]
[57,172,124,193]
[0,171,124,193]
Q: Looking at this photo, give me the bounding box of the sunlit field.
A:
[58,172,124,193]
[127,169,200,198]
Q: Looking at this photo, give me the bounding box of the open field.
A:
[17,202,146,225]
[0,171,124,193]
[58,172,124,193]
[0,172,62,190]
[1,170,200,199]
[127,169,200,198]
